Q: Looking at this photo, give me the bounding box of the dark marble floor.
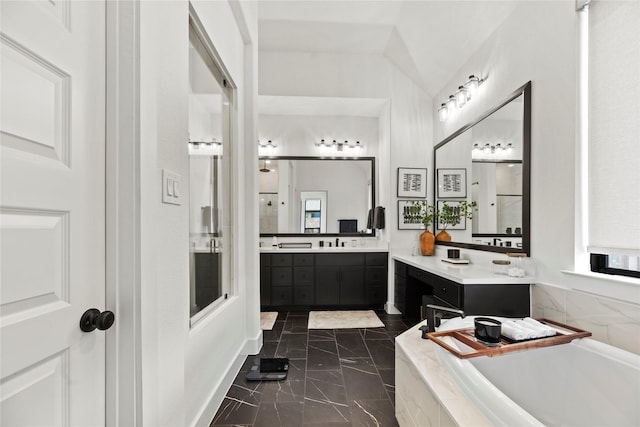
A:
[210,310,417,427]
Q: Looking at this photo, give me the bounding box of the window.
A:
[188,12,236,322]
[583,0,640,278]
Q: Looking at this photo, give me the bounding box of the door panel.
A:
[0,1,106,425]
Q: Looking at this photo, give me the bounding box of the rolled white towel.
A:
[511,321,539,339]
[501,322,528,341]
[522,317,556,337]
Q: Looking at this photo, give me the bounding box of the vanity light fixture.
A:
[258,139,277,154]
[439,74,483,121]
[314,139,364,153]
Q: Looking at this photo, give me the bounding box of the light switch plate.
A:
[162,169,181,205]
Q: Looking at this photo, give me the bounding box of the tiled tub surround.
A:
[532,283,640,355]
[396,318,640,426]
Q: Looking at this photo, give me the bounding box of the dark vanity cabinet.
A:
[394,260,530,322]
[260,252,388,309]
[195,252,221,309]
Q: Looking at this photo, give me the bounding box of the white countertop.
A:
[260,246,388,253]
[391,249,533,285]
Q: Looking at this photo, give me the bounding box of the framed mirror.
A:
[434,81,531,254]
[259,156,376,236]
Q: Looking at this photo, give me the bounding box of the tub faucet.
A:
[425,304,465,333]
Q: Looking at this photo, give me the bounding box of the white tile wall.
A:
[532,284,640,355]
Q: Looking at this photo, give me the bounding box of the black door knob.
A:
[80,308,115,332]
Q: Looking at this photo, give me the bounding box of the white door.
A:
[1,1,107,425]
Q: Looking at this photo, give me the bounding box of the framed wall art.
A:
[398,200,426,230]
[437,168,466,198]
[397,167,427,198]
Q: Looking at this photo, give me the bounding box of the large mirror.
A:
[259,157,376,236]
[434,81,531,254]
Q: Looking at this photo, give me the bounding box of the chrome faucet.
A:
[425,304,465,333]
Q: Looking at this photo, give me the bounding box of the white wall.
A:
[431,1,640,350]
[259,51,433,246]
[137,1,259,426]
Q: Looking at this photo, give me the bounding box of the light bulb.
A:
[464,75,481,98]
[438,103,448,122]
[446,95,456,113]
[455,86,467,108]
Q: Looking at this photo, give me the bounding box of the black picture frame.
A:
[397,167,427,198]
[437,168,467,199]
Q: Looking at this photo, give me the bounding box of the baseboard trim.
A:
[191,330,263,427]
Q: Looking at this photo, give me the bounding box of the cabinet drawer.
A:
[293,267,314,286]
[407,266,432,285]
[294,286,314,305]
[271,267,292,286]
[365,266,387,285]
[293,254,314,267]
[433,277,461,307]
[271,254,292,267]
[271,286,293,305]
[365,252,388,266]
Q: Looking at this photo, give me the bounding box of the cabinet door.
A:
[365,286,386,305]
[260,265,271,306]
[365,266,386,286]
[394,274,406,314]
[365,252,388,266]
[315,267,340,305]
[340,266,365,304]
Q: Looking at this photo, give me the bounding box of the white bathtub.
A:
[437,317,640,427]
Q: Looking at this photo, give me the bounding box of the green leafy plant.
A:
[406,200,436,228]
[437,200,477,230]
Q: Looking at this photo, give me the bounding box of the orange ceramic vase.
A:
[419,230,435,256]
[436,230,451,241]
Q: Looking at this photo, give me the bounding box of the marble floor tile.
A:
[341,357,387,402]
[307,340,340,370]
[365,338,395,369]
[336,331,370,358]
[254,401,304,427]
[349,399,399,427]
[276,333,308,359]
[211,310,410,427]
[263,320,285,342]
[309,329,336,341]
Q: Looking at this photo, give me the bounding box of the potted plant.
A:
[408,200,437,256]
[436,200,477,241]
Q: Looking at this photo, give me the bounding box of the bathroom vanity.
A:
[392,250,531,322]
[260,248,388,310]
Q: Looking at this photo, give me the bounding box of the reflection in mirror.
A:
[259,157,375,236]
[188,22,232,321]
[434,81,531,254]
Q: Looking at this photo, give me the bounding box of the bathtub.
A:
[435,317,640,426]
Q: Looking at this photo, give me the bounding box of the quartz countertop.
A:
[391,249,534,285]
[260,246,388,253]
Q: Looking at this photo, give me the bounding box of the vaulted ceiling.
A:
[258,0,519,97]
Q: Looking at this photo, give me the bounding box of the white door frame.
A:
[105,1,143,425]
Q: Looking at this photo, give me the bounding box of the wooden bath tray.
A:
[427,318,591,359]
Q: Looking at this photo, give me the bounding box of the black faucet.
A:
[425,304,465,332]
[493,238,502,246]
